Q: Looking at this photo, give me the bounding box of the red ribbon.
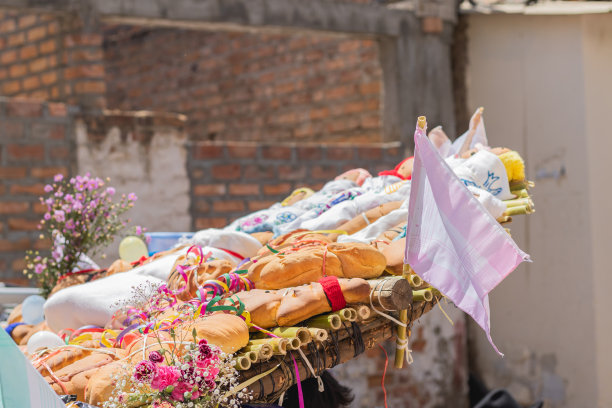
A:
[318,276,346,312]
[218,247,245,261]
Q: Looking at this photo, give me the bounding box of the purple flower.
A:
[65,219,75,230]
[133,360,157,383]
[54,174,63,182]
[34,264,44,274]
[44,184,53,193]
[54,210,65,222]
[43,213,51,221]
[72,201,83,211]
[106,187,116,196]
[135,226,142,235]
[148,351,164,363]
[128,193,138,201]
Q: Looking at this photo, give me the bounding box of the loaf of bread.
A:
[380,237,406,276]
[37,340,104,377]
[166,257,236,300]
[84,360,128,406]
[235,278,371,328]
[45,350,124,401]
[249,242,385,289]
[256,229,333,257]
[328,201,403,240]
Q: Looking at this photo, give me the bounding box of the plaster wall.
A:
[466,13,612,407]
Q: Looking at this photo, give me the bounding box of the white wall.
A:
[466,12,612,407]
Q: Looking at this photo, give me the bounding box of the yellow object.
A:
[498,151,525,182]
[119,236,148,263]
[281,187,315,206]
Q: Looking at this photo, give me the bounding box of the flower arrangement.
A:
[23,173,145,297]
[104,331,249,408]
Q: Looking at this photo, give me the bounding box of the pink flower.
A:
[65,219,75,230]
[34,264,44,274]
[72,201,83,211]
[106,187,116,196]
[135,226,142,235]
[54,174,63,182]
[44,184,53,193]
[148,350,163,363]
[43,213,51,221]
[53,210,65,222]
[128,193,138,201]
[170,381,191,402]
[134,360,157,383]
[150,365,180,391]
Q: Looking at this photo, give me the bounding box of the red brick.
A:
[193,184,226,196]
[39,39,56,54]
[357,146,382,160]
[338,40,362,53]
[359,82,381,95]
[64,65,105,80]
[309,107,329,120]
[195,217,227,229]
[361,114,381,129]
[41,70,58,85]
[27,26,46,42]
[229,184,259,196]
[422,16,443,34]
[192,144,224,159]
[49,146,69,160]
[262,146,292,160]
[0,201,29,214]
[6,100,43,117]
[9,63,27,78]
[8,32,25,46]
[0,167,27,178]
[0,238,31,251]
[33,237,52,250]
[242,165,275,180]
[2,80,21,94]
[326,147,355,161]
[248,200,276,211]
[23,76,41,90]
[18,14,37,28]
[64,33,103,47]
[8,218,40,231]
[325,85,354,100]
[9,183,45,195]
[193,200,210,213]
[32,202,47,214]
[278,165,307,181]
[20,44,38,60]
[30,166,67,178]
[7,144,44,160]
[211,164,241,180]
[262,183,292,195]
[297,147,321,160]
[227,144,257,159]
[74,81,106,94]
[12,258,26,271]
[47,102,67,117]
[29,57,48,73]
[3,276,30,286]
[1,49,17,64]
[0,67,7,80]
[0,19,16,33]
[311,165,339,180]
[212,200,244,213]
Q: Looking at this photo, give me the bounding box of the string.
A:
[378,344,389,408]
[361,212,371,225]
[395,337,414,365]
[435,296,455,326]
[368,280,407,327]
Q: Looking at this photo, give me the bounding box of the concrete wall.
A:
[465,12,612,407]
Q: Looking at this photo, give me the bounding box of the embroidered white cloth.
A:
[405,120,530,355]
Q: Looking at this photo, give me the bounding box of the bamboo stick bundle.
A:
[234,355,252,370]
[330,308,357,322]
[496,215,512,224]
[307,314,342,330]
[413,288,434,302]
[307,328,328,342]
[252,327,312,344]
[356,305,372,321]
[504,204,535,217]
[242,343,274,360]
[249,338,289,355]
[285,337,302,351]
[509,179,534,191]
[504,197,534,209]
[237,351,259,363]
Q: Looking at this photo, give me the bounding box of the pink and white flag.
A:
[405,119,530,355]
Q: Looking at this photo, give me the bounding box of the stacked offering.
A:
[3,112,535,407]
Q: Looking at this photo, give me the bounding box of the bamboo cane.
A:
[331,308,356,322]
[242,343,274,360]
[267,327,312,344]
[307,314,342,330]
[285,337,302,351]
[356,305,372,321]
[234,355,252,370]
[413,288,434,302]
[248,338,289,355]
[307,328,328,342]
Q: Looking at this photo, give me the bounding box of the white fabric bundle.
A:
[189,229,262,261]
[453,150,514,200]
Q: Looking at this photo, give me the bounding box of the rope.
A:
[395,337,414,365]
[361,212,371,225]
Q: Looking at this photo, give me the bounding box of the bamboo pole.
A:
[285,337,302,351]
[242,343,274,360]
[252,327,312,344]
[356,305,372,321]
[331,308,356,322]
[307,314,342,330]
[307,328,328,342]
[248,338,289,355]
[413,288,434,302]
[234,355,252,370]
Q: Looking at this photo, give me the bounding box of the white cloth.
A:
[454,150,514,200]
[189,229,262,260]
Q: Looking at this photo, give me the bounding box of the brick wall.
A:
[103,27,383,143]
[187,140,406,229]
[0,10,106,108]
[0,97,73,285]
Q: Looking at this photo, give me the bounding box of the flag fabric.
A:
[405,120,530,355]
[0,328,66,408]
